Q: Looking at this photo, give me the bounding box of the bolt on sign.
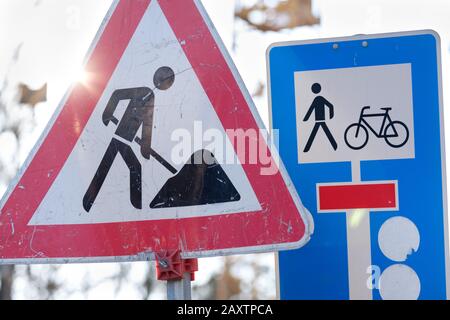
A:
[0,0,312,264]
[268,31,449,300]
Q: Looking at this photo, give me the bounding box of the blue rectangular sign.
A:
[268,30,449,300]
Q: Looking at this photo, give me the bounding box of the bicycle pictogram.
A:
[344,106,409,150]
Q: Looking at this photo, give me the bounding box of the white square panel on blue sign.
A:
[267,30,449,300]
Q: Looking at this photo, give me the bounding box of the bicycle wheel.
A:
[384,121,409,148]
[344,123,369,150]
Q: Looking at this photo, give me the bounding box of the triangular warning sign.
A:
[0,0,312,263]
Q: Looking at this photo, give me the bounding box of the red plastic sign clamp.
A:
[155,250,198,281]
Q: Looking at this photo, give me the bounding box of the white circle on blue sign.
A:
[378,216,420,262]
[379,264,420,300]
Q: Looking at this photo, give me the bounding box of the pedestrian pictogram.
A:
[303,83,337,152]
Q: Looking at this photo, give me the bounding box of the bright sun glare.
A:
[75,69,90,85]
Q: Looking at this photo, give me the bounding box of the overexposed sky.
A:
[1,0,450,299]
[2,0,450,158]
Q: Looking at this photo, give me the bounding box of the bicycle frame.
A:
[356,107,398,138]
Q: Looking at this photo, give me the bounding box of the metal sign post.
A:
[167,273,193,300]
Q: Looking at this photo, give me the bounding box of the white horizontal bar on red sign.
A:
[317,181,398,213]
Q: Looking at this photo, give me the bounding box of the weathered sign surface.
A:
[0,0,312,264]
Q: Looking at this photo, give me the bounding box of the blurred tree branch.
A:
[0,42,41,300]
[235,0,320,32]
